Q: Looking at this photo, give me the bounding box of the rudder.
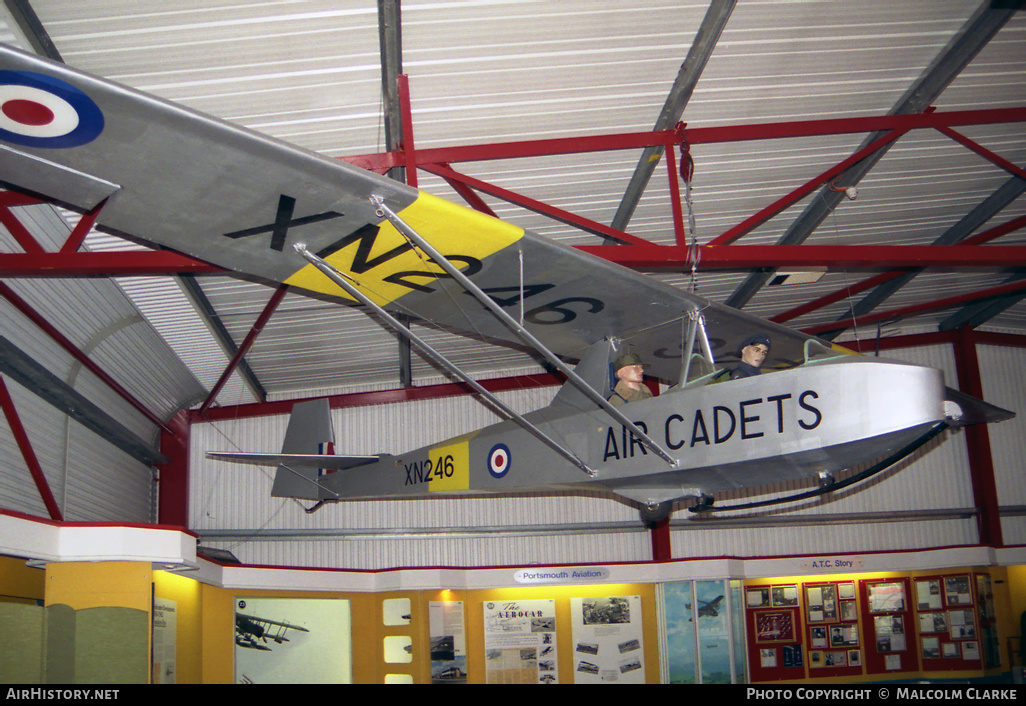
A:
[271,399,335,500]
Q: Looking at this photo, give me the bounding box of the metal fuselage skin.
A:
[317,357,946,508]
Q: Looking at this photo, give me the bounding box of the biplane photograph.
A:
[1,0,1024,686]
[235,611,310,651]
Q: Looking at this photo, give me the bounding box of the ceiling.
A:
[1,0,1025,427]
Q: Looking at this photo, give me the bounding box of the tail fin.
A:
[271,398,335,500]
[207,398,383,500]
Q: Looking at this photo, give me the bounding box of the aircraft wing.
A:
[0,44,834,382]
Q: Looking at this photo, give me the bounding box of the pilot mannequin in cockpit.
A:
[730,334,771,379]
[608,353,654,406]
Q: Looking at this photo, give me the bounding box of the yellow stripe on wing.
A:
[285,191,524,305]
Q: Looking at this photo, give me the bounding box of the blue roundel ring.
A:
[487,443,511,479]
[0,70,104,148]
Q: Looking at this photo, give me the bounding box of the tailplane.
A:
[207,398,381,500]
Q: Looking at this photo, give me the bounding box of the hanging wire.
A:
[680,140,701,293]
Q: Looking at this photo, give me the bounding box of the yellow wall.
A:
[153,570,203,684]
[184,580,658,684]
[0,555,44,604]
[44,562,152,612]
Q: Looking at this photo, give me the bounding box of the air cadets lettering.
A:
[603,421,649,461]
[603,389,823,461]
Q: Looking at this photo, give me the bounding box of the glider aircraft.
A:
[0,45,1013,524]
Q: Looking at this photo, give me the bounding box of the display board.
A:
[744,571,993,682]
[483,599,558,684]
[860,577,918,674]
[745,584,804,682]
[429,600,467,683]
[804,581,862,677]
[913,574,982,670]
[570,596,645,683]
[234,597,352,684]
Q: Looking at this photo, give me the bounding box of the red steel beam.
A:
[198,284,289,415]
[704,126,910,247]
[771,215,1026,324]
[935,125,1026,181]
[0,377,63,521]
[800,279,1026,336]
[60,198,107,254]
[157,409,190,527]
[0,250,222,277]
[398,73,418,189]
[576,244,1026,269]
[951,327,1003,547]
[339,107,1026,170]
[422,163,655,246]
[191,371,564,423]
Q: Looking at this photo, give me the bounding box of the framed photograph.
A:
[921,636,941,660]
[829,623,858,648]
[771,585,799,607]
[944,576,972,606]
[916,579,942,611]
[755,610,795,643]
[874,615,906,652]
[867,581,905,613]
[948,609,976,640]
[747,586,770,608]
[805,584,836,622]
[919,612,947,634]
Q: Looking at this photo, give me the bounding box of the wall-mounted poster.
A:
[152,598,177,684]
[483,599,558,684]
[429,601,466,683]
[234,598,351,684]
[570,596,645,684]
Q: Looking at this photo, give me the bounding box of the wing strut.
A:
[678,311,715,386]
[293,243,597,478]
[371,197,678,467]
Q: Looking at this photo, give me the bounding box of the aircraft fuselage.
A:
[317,356,946,509]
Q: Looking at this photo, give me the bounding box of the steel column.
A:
[951,326,1003,547]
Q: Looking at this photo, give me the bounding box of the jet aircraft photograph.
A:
[0,1,1023,571]
[687,595,725,620]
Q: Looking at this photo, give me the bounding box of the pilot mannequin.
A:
[608,353,653,406]
[730,333,771,379]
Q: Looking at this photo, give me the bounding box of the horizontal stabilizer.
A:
[206,398,385,500]
[207,452,382,469]
[943,387,1015,426]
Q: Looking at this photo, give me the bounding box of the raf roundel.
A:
[487,443,511,479]
[0,70,103,148]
